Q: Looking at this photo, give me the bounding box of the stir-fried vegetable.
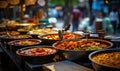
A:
[43,33,81,40]
[86,46,102,50]
[18,48,57,56]
[55,39,109,51]
[92,52,120,69]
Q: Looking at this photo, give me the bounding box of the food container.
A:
[16,46,58,64]
[1,34,32,49]
[2,34,32,41]
[8,39,42,52]
[38,33,83,45]
[0,31,20,44]
[0,31,20,35]
[28,29,58,38]
[53,39,113,60]
[89,48,120,71]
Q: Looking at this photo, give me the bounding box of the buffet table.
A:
[0,41,94,71]
[0,30,119,71]
[0,19,119,71]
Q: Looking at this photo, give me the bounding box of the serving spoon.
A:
[64,24,70,31]
[58,24,70,40]
[58,30,63,40]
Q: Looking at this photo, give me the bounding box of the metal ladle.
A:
[58,24,71,40]
[64,24,70,31]
[58,30,63,40]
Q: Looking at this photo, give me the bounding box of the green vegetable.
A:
[86,46,102,50]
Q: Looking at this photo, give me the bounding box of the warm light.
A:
[23,8,26,12]
[18,23,35,26]
[105,0,109,4]
[22,4,26,12]
[25,0,36,6]
[23,4,26,7]
[22,23,29,26]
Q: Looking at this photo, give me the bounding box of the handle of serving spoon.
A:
[64,24,70,31]
[58,30,63,40]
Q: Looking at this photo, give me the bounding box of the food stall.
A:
[0,21,119,71]
[0,30,93,71]
[0,0,120,71]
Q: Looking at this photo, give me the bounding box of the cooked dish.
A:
[0,31,20,35]
[42,33,81,40]
[92,52,120,69]
[54,39,109,51]
[18,40,37,45]
[9,39,41,46]
[17,48,57,56]
[29,29,58,35]
[5,35,31,39]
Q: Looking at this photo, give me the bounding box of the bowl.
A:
[16,46,58,64]
[38,33,83,45]
[8,39,42,52]
[53,39,113,60]
[0,31,20,35]
[0,34,32,49]
[8,39,42,46]
[2,34,32,41]
[89,48,120,71]
[28,29,58,38]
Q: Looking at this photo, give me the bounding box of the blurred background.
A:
[0,0,120,35]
